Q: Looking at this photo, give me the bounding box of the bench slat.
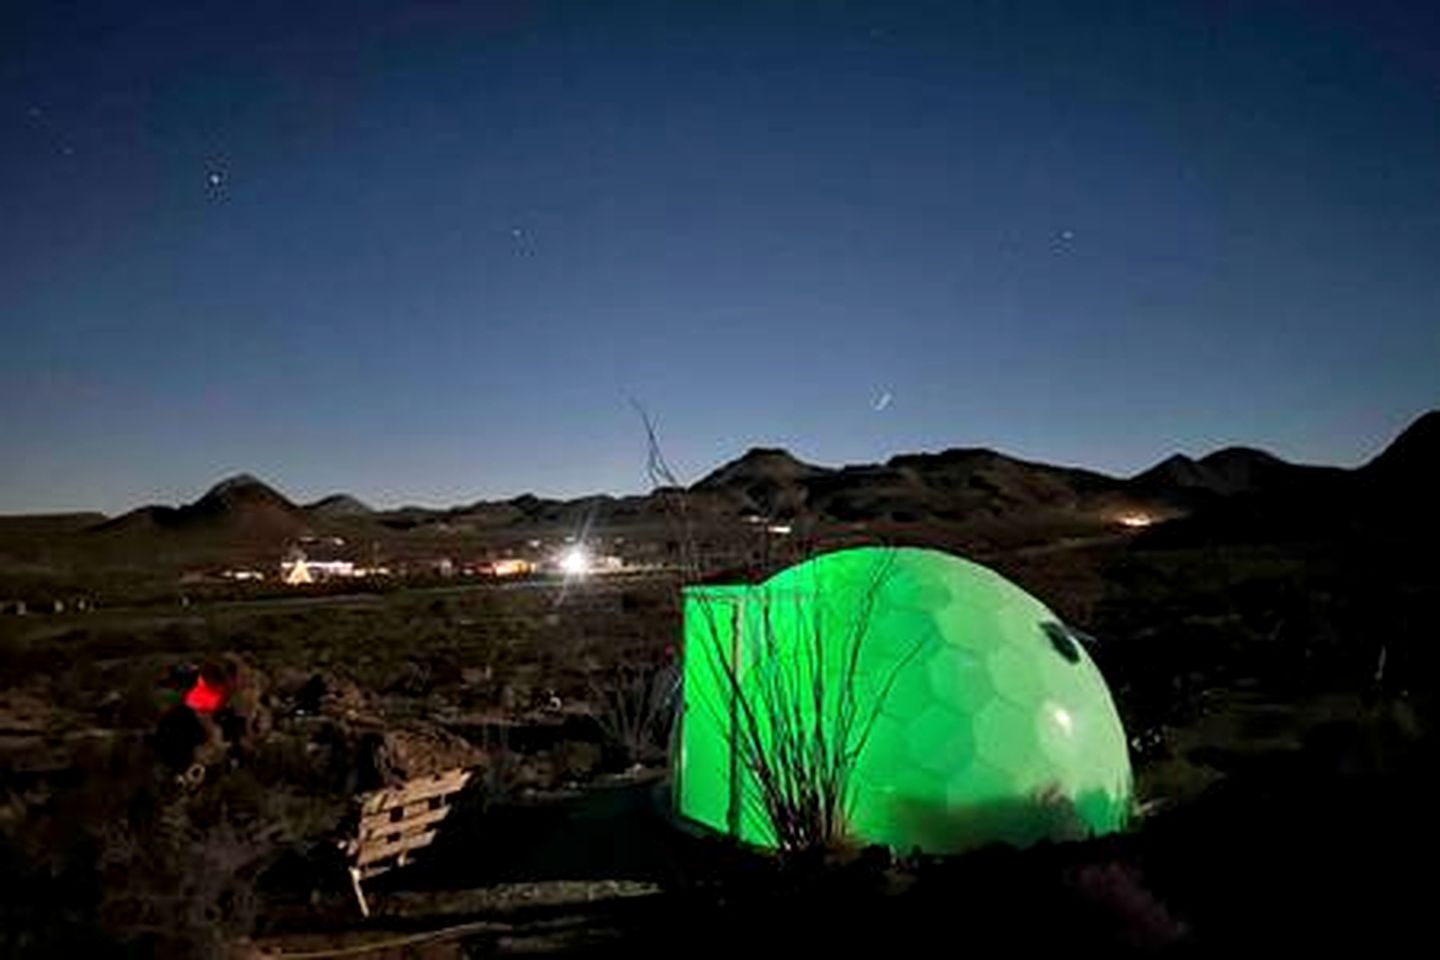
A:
[354,828,439,867]
[358,769,471,815]
[357,802,456,842]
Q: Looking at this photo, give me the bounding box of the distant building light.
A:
[280,557,354,585]
[1117,513,1153,529]
[281,559,312,585]
[558,545,591,577]
[592,554,625,573]
[493,558,533,577]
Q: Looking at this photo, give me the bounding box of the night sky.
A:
[4,1,1438,514]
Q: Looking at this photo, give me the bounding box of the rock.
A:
[360,726,485,787]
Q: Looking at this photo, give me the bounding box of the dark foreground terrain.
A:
[2,413,1436,956]
[2,515,1435,957]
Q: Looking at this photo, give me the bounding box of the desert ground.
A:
[2,414,1436,956]
[2,528,1435,956]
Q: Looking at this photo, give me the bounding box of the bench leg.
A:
[348,865,370,919]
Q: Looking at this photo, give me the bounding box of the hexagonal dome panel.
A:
[905,703,975,774]
[924,644,992,713]
[986,644,1046,706]
[974,697,1044,774]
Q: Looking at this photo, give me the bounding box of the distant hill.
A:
[93,474,305,540]
[1135,413,1438,547]
[693,445,1137,526]
[1361,410,1439,494]
[683,413,1436,544]
[1338,409,1440,532]
[695,447,830,489]
[1128,447,1347,507]
[303,494,374,518]
[694,447,830,516]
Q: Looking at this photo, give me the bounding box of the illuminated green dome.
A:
[673,546,1132,853]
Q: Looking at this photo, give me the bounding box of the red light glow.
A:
[184,676,226,713]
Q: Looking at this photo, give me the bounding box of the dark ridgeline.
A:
[0,409,1431,575]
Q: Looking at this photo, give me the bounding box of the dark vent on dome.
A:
[1041,622,1080,664]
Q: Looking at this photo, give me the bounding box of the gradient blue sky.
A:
[3,1,1437,513]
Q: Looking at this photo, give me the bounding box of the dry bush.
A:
[690,552,917,854]
[589,655,678,766]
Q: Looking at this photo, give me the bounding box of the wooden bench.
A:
[338,767,473,917]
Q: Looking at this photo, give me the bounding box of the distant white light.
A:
[207,170,224,188]
[766,524,792,535]
[558,545,590,576]
[1118,513,1153,529]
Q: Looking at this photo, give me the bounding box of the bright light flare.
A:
[1051,704,1074,736]
[558,545,591,576]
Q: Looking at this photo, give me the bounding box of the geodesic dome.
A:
[673,546,1131,853]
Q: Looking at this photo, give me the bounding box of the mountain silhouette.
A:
[94,474,304,538]
[11,407,1424,565]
